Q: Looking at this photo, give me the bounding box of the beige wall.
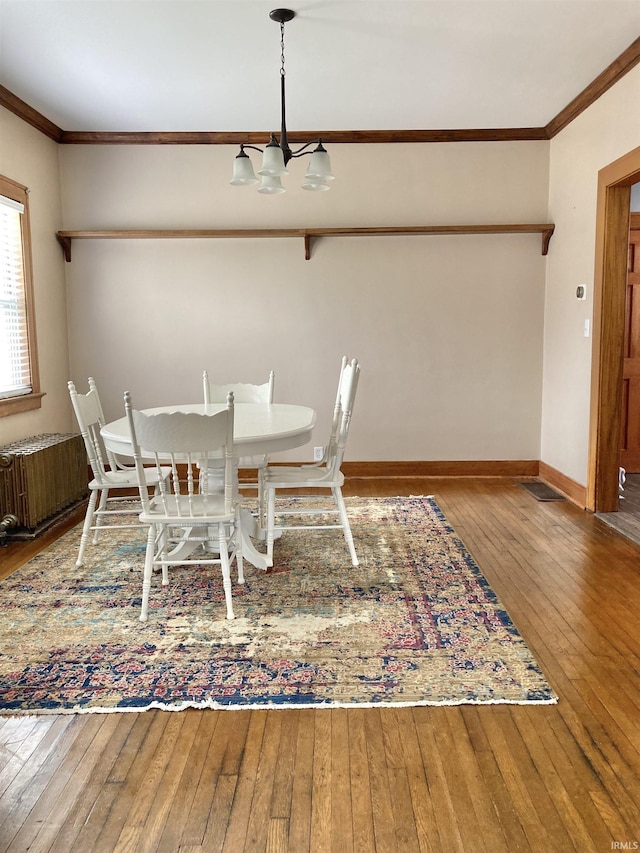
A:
[0,107,71,446]
[59,141,549,461]
[542,65,640,486]
[2,67,639,474]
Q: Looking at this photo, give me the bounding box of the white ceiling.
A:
[1,0,639,133]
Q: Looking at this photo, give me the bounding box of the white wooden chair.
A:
[203,370,275,517]
[264,357,360,566]
[125,390,242,622]
[68,378,170,568]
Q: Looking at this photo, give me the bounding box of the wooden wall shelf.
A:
[55,224,555,262]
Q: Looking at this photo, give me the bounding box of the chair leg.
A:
[156,526,170,585]
[266,486,276,564]
[257,465,267,529]
[333,486,359,566]
[92,488,109,544]
[76,489,99,567]
[140,524,156,622]
[219,522,235,620]
[235,512,245,584]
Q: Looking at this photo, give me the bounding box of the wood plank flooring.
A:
[1,476,640,852]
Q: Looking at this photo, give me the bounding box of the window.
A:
[0,175,42,417]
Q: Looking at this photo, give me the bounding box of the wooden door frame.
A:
[588,145,640,512]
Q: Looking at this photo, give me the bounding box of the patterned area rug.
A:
[0,496,556,714]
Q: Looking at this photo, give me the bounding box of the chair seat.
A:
[239,454,268,468]
[197,454,267,468]
[141,492,237,524]
[88,466,170,490]
[264,465,344,488]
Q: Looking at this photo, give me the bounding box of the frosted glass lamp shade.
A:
[305,147,334,181]
[230,151,258,186]
[258,175,286,194]
[258,140,288,177]
[302,176,331,192]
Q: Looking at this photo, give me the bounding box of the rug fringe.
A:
[0,696,558,717]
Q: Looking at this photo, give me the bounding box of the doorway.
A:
[588,146,640,513]
[620,205,640,472]
[596,190,640,543]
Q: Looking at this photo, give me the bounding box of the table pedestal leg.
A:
[239,509,271,569]
[202,461,278,570]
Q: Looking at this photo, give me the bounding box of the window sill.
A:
[0,392,45,418]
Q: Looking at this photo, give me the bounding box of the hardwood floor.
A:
[1,476,640,852]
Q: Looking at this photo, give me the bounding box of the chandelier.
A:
[230,8,334,194]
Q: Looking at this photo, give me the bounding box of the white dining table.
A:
[100,401,316,570]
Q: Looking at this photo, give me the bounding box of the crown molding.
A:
[545,36,640,138]
[58,127,549,144]
[2,36,639,146]
[0,85,63,142]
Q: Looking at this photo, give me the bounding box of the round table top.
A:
[101,402,317,457]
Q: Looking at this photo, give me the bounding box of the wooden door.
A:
[620,212,640,471]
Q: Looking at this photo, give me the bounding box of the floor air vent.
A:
[519,481,565,502]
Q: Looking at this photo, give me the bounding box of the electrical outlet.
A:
[314,446,324,462]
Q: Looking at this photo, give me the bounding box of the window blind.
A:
[0,193,32,399]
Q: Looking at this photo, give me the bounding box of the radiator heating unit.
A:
[0,433,88,540]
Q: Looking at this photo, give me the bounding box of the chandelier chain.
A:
[280,21,286,77]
